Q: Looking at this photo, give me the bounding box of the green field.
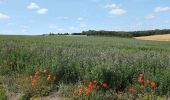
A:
[0,35,170,99]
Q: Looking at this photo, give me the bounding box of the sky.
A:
[0,0,170,35]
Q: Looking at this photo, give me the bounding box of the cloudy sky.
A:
[0,0,170,35]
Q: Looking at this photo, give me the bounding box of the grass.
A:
[0,35,170,99]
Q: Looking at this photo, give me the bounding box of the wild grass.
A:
[0,35,170,99]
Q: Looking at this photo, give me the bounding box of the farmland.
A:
[135,34,170,41]
[0,35,170,99]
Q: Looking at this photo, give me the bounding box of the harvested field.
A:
[135,34,170,41]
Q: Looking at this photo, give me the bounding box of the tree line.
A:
[45,29,170,37]
[72,29,170,37]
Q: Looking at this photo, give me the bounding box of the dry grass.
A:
[135,34,170,41]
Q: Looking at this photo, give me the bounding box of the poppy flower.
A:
[146,80,150,84]
[138,73,143,77]
[47,76,50,81]
[93,80,97,83]
[79,88,82,93]
[129,87,134,92]
[35,71,39,75]
[151,82,156,88]
[39,70,43,73]
[44,70,49,74]
[102,83,108,87]
[88,84,93,89]
[85,88,90,95]
[53,75,57,80]
[138,79,143,83]
[140,85,145,89]
[89,81,92,85]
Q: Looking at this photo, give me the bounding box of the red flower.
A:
[53,75,57,80]
[39,70,43,73]
[102,83,108,87]
[93,80,97,83]
[88,84,93,89]
[140,85,145,89]
[44,70,49,74]
[35,71,39,75]
[138,73,143,77]
[85,88,90,95]
[129,87,134,92]
[47,76,50,81]
[138,79,143,83]
[146,80,150,84]
[151,82,156,88]
[89,81,92,85]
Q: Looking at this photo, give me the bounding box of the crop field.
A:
[135,34,170,41]
[0,35,170,99]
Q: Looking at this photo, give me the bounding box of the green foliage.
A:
[0,35,170,98]
[0,86,7,100]
[73,29,170,37]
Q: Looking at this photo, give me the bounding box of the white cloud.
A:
[37,8,48,14]
[27,2,39,10]
[0,13,10,19]
[27,2,48,15]
[109,9,126,16]
[105,3,126,16]
[145,14,155,19]
[105,4,119,9]
[69,26,76,30]
[154,6,170,13]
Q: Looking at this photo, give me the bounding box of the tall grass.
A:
[0,35,170,98]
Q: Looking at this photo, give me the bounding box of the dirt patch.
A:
[135,34,170,41]
[7,92,21,100]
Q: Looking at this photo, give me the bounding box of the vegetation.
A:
[0,35,170,99]
[71,29,170,37]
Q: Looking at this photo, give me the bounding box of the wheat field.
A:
[135,34,170,41]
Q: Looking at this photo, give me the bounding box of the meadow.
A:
[0,35,170,99]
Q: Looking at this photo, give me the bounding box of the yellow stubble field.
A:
[135,34,170,41]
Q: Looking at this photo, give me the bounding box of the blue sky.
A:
[0,0,170,35]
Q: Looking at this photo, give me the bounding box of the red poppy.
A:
[138,73,143,77]
[140,85,145,89]
[35,71,39,75]
[89,81,92,85]
[44,70,49,74]
[47,76,50,81]
[102,83,108,87]
[93,80,97,83]
[79,88,82,93]
[138,79,143,83]
[85,88,90,95]
[146,80,150,84]
[53,75,57,80]
[151,82,156,88]
[88,84,93,89]
[129,87,134,92]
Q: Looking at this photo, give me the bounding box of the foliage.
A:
[0,35,170,99]
[73,29,170,37]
